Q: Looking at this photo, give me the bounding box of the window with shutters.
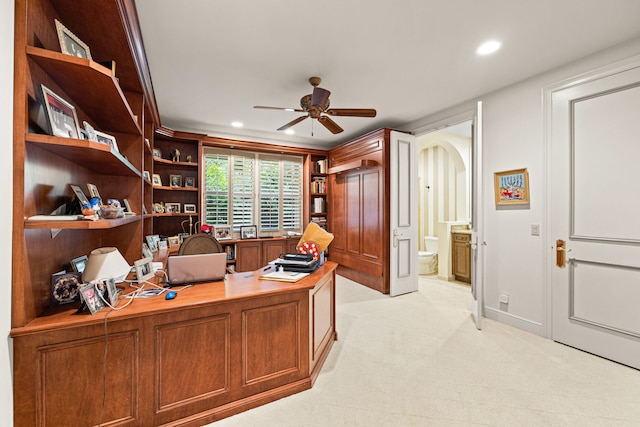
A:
[203,148,303,235]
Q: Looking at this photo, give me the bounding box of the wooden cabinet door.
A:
[452,233,471,283]
[236,241,262,272]
[262,240,286,265]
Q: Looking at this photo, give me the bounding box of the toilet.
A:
[418,236,438,275]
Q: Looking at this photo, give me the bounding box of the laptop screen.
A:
[166,252,227,285]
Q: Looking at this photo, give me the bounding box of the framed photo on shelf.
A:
[70,255,88,273]
[40,84,81,139]
[82,121,97,141]
[214,225,232,241]
[169,174,182,187]
[54,19,92,60]
[143,170,150,182]
[86,183,101,201]
[167,236,180,248]
[152,174,162,186]
[79,283,105,314]
[164,202,180,213]
[152,148,162,158]
[94,130,119,152]
[153,203,164,214]
[70,184,90,207]
[494,168,530,206]
[146,234,160,252]
[105,277,118,306]
[184,176,196,188]
[240,225,257,240]
[183,204,196,213]
[142,243,153,259]
[134,257,154,283]
[51,271,81,306]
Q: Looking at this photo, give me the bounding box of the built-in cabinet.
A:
[307,154,328,230]
[451,232,471,283]
[221,237,299,272]
[328,128,390,293]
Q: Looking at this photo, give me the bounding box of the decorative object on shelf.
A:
[40,84,81,139]
[494,168,530,206]
[142,243,153,259]
[79,283,105,314]
[167,236,180,248]
[153,202,164,214]
[153,148,162,158]
[83,121,97,141]
[70,255,88,273]
[70,184,90,208]
[146,235,160,252]
[169,174,182,187]
[183,204,196,213]
[186,154,192,162]
[152,174,162,186]
[184,176,196,188]
[122,198,133,213]
[143,170,150,181]
[104,277,118,306]
[99,205,124,219]
[214,225,232,240]
[171,148,180,162]
[94,130,119,152]
[82,247,131,283]
[50,271,81,306]
[54,19,92,60]
[86,183,101,202]
[158,239,168,250]
[165,202,180,213]
[240,225,257,240]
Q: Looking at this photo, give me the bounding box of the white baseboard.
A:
[484,306,544,337]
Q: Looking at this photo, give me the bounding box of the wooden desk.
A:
[12,262,337,426]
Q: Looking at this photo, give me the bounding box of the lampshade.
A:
[82,247,131,283]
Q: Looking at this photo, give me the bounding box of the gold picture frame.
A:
[54,19,92,60]
[494,168,530,205]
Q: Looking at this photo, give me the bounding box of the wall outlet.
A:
[499,293,509,304]
[531,224,540,236]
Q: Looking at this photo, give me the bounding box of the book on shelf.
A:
[315,159,328,174]
[311,176,327,193]
[313,197,326,213]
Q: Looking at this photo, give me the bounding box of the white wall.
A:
[405,36,640,337]
[1,0,14,424]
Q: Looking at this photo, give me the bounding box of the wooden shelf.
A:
[24,214,140,229]
[27,133,141,176]
[27,46,141,135]
[152,185,198,191]
[152,213,198,218]
[153,157,197,167]
[327,159,378,175]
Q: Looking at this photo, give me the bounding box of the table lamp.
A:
[82,247,131,283]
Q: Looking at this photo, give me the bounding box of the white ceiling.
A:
[135,0,640,149]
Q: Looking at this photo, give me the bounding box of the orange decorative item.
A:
[297,241,320,261]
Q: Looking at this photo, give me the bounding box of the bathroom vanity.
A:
[451,231,472,283]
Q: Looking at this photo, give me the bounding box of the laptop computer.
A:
[166,252,228,285]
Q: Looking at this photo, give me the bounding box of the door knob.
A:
[555,239,572,268]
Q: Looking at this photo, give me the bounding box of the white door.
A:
[390,131,418,296]
[470,102,484,329]
[549,60,640,369]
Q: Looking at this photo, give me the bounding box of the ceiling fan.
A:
[254,77,376,134]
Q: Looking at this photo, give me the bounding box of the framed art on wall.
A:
[494,168,530,205]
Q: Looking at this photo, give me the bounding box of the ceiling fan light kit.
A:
[254,77,376,134]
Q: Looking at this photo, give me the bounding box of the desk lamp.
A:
[82,247,130,283]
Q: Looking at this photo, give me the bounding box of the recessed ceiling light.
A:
[476,40,502,56]
[285,129,295,135]
[231,121,243,128]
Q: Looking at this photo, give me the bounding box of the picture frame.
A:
[494,168,530,205]
[240,225,257,240]
[164,202,180,214]
[70,184,90,207]
[158,239,168,250]
[94,130,119,152]
[123,198,133,213]
[143,170,150,182]
[153,202,165,214]
[40,84,81,139]
[214,225,232,241]
[54,19,92,60]
[146,234,160,252]
[167,236,180,248]
[169,174,182,187]
[183,204,196,213]
[142,242,153,259]
[51,271,81,306]
[79,283,105,314]
[70,255,88,273]
[134,257,154,283]
[83,121,97,141]
[152,148,162,158]
[86,183,101,201]
[184,176,196,188]
[105,277,118,306]
[152,174,162,186]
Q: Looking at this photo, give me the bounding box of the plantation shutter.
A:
[231,154,254,230]
[204,153,229,225]
[282,158,302,230]
[259,157,280,231]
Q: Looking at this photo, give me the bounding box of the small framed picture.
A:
[153,202,165,214]
[152,148,162,158]
[183,204,196,213]
[142,242,153,259]
[164,202,180,213]
[94,130,119,152]
[122,198,133,213]
[240,225,257,240]
[146,234,160,252]
[105,277,118,306]
[86,183,101,201]
[184,176,196,188]
[169,174,182,187]
[152,174,162,186]
[54,19,92,60]
[143,170,150,182]
[79,283,105,314]
[51,271,81,306]
[70,255,88,273]
[158,239,168,250]
[70,184,90,207]
[214,225,232,240]
[40,84,81,139]
[134,257,154,283]
[494,168,530,206]
[167,236,180,248]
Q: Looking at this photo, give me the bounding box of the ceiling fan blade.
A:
[310,87,331,107]
[254,106,305,112]
[277,115,308,131]
[318,115,344,134]
[326,108,377,118]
